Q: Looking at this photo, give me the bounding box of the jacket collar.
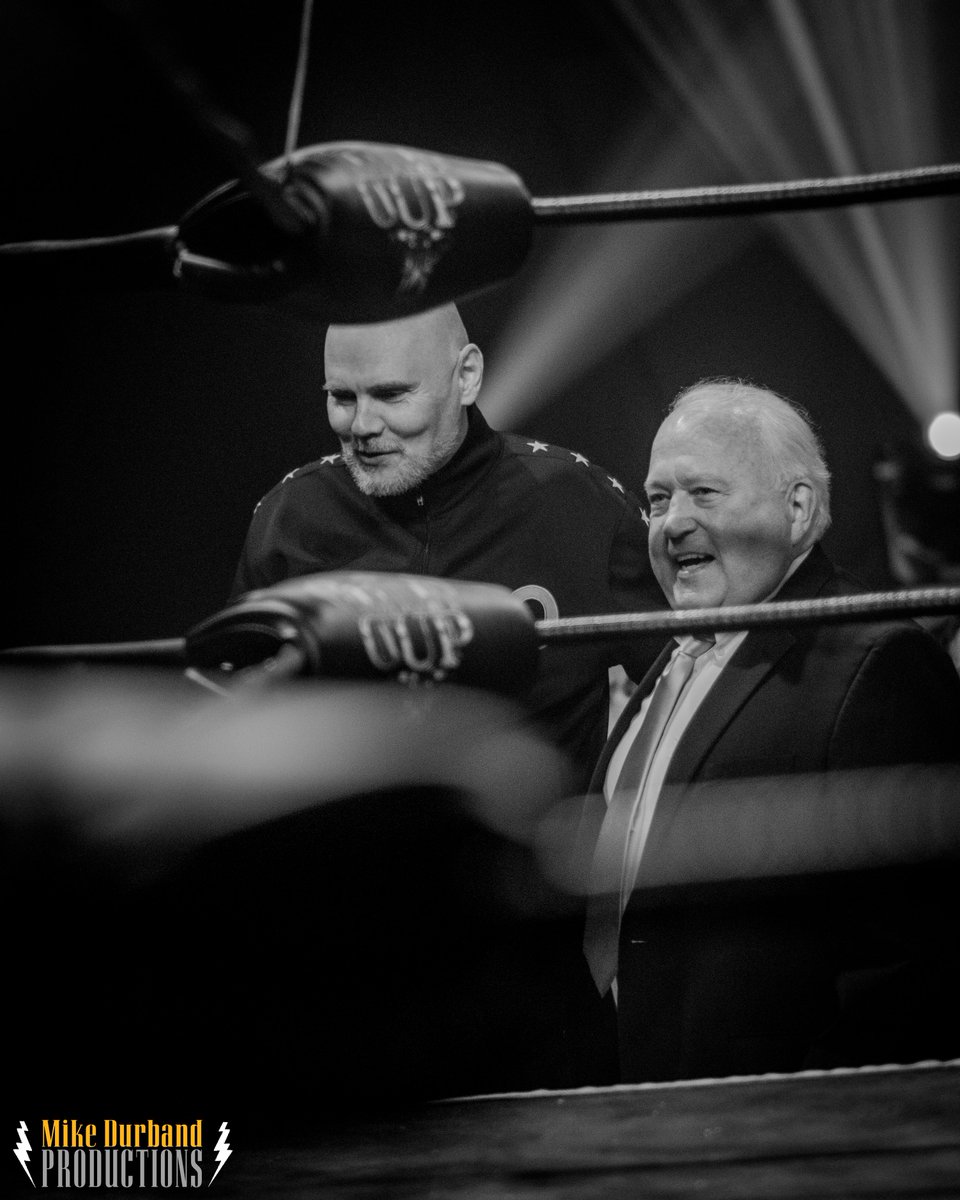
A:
[374,405,502,519]
[771,541,836,603]
[663,542,837,784]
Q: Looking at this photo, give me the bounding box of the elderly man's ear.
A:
[457,343,484,407]
[788,480,816,546]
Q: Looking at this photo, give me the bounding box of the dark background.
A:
[3,0,960,647]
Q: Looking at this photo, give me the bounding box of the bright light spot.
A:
[927,412,960,460]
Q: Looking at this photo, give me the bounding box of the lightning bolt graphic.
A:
[14,1121,35,1187]
[209,1121,231,1185]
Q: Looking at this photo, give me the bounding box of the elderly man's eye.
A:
[327,390,355,405]
[647,493,669,513]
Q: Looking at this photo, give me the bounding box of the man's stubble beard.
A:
[340,427,464,498]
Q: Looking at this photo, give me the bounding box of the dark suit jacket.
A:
[588,545,960,1082]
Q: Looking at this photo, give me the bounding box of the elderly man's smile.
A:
[673,552,715,577]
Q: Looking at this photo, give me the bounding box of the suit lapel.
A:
[590,546,839,804]
[664,625,796,783]
[664,545,837,785]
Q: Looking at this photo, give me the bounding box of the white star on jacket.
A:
[527,441,549,453]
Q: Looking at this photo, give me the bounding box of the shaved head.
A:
[325,303,470,370]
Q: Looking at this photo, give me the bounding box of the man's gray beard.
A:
[340,432,462,497]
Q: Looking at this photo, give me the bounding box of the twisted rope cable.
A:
[531,163,960,223]
[536,586,960,642]
[5,588,960,661]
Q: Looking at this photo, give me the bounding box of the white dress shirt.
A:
[605,549,812,913]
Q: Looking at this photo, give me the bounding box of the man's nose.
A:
[351,398,385,438]
[661,493,698,539]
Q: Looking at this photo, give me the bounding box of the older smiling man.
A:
[583,378,960,1084]
[645,379,830,610]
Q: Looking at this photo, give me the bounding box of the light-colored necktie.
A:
[583,636,715,995]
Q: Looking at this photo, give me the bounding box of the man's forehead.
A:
[325,306,464,375]
[653,409,745,456]
[647,410,767,481]
[324,326,425,382]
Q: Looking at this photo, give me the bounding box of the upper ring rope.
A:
[531,163,960,224]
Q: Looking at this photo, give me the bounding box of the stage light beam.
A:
[481,0,958,440]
